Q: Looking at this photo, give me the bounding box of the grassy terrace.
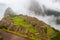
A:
[0,26,38,40]
[0,15,60,40]
[12,17,37,33]
[0,16,39,40]
[12,17,38,40]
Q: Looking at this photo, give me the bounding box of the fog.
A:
[0,0,60,30]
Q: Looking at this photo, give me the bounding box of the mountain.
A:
[4,7,16,17]
[43,5,60,24]
[0,7,60,40]
[0,15,47,40]
[0,14,60,40]
[46,9,60,24]
[29,0,45,16]
[45,9,60,16]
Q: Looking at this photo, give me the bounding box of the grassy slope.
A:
[12,17,37,33]
[10,16,60,40]
[0,15,60,40]
[12,17,39,40]
[46,25,60,40]
[0,16,39,40]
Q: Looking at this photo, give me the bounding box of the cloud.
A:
[37,0,60,11]
[0,0,30,12]
[0,3,7,20]
[0,0,60,12]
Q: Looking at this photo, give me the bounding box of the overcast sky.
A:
[0,0,60,12]
[0,0,60,17]
[38,0,60,11]
[0,0,30,12]
[0,0,60,19]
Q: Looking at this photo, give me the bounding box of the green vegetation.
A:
[47,26,56,40]
[46,25,60,40]
[12,17,37,33]
[51,33,60,40]
[12,17,38,40]
[0,26,7,29]
[51,30,60,40]
[0,15,60,40]
[2,29,38,40]
[0,35,3,40]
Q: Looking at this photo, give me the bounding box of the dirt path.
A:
[0,30,28,40]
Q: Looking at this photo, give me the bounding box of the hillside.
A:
[0,7,60,40]
[0,14,60,40]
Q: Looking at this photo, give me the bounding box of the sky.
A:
[0,0,30,12]
[0,0,31,19]
[37,0,60,11]
[0,0,60,12]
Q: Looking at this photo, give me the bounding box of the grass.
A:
[12,17,37,33]
[0,16,39,40]
[12,17,39,40]
[45,25,60,40]
[1,29,38,40]
[51,33,60,40]
[1,16,60,40]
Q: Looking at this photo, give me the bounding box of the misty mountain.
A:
[29,0,60,17]
[0,14,60,40]
[43,7,60,24]
[42,5,60,17]
[4,7,16,17]
[46,9,60,17]
[29,0,45,16]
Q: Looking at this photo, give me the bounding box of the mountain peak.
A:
[4,7,16,17]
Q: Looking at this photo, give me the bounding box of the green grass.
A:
[44,24,60,40]
[1,16,60,40]
[12,17,37,33]
[0,16,39,40]
[44,24,57,40]
[12,17,38,40]
[2,29,28,38]
[1,29,38,40]
[51,33,60,40]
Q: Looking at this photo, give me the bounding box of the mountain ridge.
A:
[0,14,60,40]
[0,7,60,40]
